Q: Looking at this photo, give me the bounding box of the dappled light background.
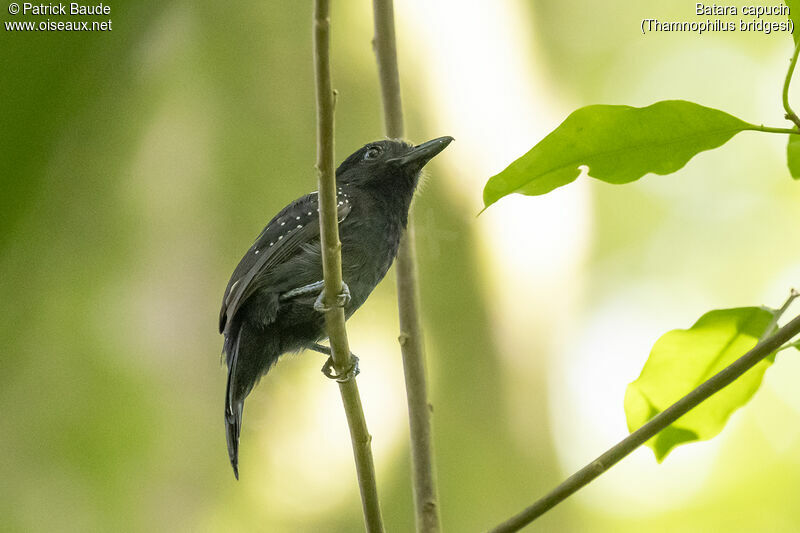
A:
[2,1,800,531]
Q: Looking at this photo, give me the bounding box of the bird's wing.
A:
[219,192,352,334]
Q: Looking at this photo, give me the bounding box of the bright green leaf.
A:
[787,134,800,179]
[482,100,754,209]
[624,307,777,462]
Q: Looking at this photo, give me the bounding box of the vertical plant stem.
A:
[372,1,442,532]
[783,40,800,129]
[313,1,384,531]
[372,0,404,136]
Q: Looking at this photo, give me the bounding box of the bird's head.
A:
[335,137,454,196]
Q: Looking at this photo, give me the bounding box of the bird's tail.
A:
[225,399,243,480]
[225,327,244,480]
[223,317,282,480]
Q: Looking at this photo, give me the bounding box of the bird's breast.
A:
[339,214,403,308]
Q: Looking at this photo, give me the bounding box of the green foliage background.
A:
[2,1,799,532]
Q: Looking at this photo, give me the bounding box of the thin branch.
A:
[372,1,442,532]
[761,288,799,340]
[313,1,384,531]
[783,40,800,129]
[489,312,800,533]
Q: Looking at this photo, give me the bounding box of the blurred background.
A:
[2,1,800,531]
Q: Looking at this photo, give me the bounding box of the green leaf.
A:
[787,134,800,179]
[482,100,753,209]
[624,307,777,462]
[785,0,800,46]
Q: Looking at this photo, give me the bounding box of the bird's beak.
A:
[389,136,454,170]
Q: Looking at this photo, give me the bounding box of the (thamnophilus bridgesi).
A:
[219,136,454,479]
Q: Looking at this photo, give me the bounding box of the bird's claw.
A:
[313,282,351,313]
[321,354,360,383]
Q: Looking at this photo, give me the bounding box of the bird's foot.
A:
[309,343,360,382]
[321,354,360,383]
[313,281,351,313]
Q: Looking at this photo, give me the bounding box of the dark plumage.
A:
[219,136,453,478]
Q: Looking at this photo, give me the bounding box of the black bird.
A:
[219,136,453,479]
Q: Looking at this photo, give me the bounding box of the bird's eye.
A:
[363,146,381,160]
